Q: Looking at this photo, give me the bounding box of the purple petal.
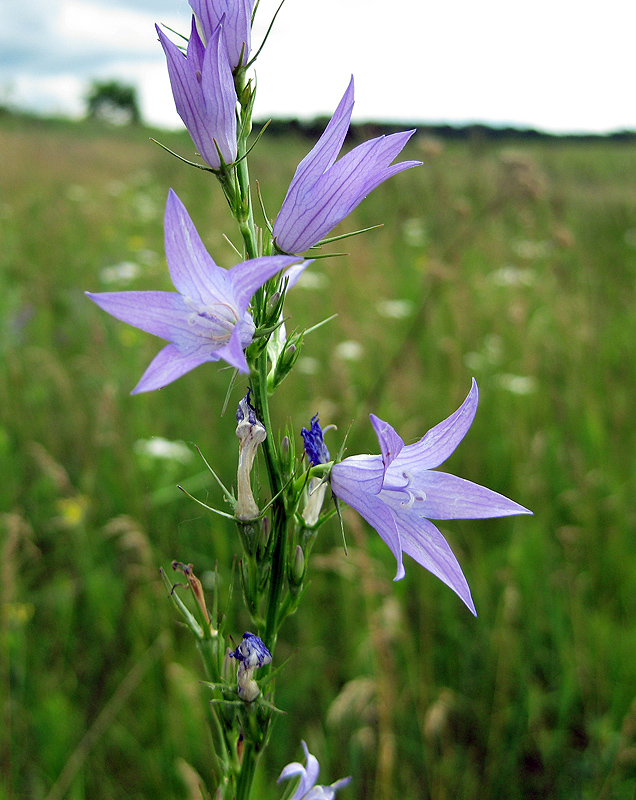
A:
[331,456,405,580]
[186,15,205,71]
[228,255,303,312]
[86,290,191,341]
[156,22,236,168]
[298,742,320,797]
[273,120,420,253]
[398,379,479,471]
[156,25,213,163]
[189,0,255,67]
[200,22,237,164]
[282,259,313,290]
[273,78,354,249]
[395,515,476,615]
[215,324,250,373]
[132,343,211,393]
[164,190,233,304]
[370,414,404,472]
[409,470,533,520]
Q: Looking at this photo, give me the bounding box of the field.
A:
[2,111,636,800]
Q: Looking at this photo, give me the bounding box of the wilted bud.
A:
[172,560,216,634]
[302,477,328,527]
[235,390,266,520]
[229,632,272,701]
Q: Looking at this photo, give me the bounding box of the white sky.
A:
[1,0,634,134]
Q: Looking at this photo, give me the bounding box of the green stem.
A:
[235,740,258,800]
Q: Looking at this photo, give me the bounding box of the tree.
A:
[85,80,141,125]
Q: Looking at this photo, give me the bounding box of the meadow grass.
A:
[2,112,636,799]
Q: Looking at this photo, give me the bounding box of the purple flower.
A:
[272,77,422,254]
[86,190,301,393]
[189,0,256,69]
[330,380,532,614]
[278,741,351,800]
[157,17,237,168]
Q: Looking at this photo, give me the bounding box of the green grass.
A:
[2,112,636,799]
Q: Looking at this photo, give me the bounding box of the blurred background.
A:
[2,1,636,799]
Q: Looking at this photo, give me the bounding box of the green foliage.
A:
[2,115,636,799]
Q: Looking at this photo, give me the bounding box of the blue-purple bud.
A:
[301,415,330,466]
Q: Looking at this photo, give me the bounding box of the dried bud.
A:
[229,632,272,701]
[235,390,266,520]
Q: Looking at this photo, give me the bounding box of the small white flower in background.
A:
[133,437,193,463]
[294,271,330,290]
[489,266,537,287]
[497,374,537,395]
[334,341,363,361]
[100,261,142,286]
[376,299,413,319]
[402,217,427,247]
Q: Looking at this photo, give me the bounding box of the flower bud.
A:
[235,390,266,520]
[290,545,305,586]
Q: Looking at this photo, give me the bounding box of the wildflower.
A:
[272,77,421,254]
[87,190,302,392]
[229,631,271,701]
[189,0,256,69]
[157,18,237,168]
[235,390,266,519]
[278,741,351,800]
[330,380,532,614]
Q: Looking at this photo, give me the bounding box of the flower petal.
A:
[272,78,355,251]
[215,324,250,373]
[409,470,533,520]
[164,190,232,304]
[131,343,212,393]
[190,0,255,67]
[370,414,404,472]
[398,379,479,470]
[228,255,303,313]
[395,514,476,615]
[86,290,191,341]
[331,456,405,580]
[200,21,237,164]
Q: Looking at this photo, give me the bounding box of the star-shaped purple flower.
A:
[189,0,256,69]
[272,77,422,254]
[278,741,351,800]
[86,190,302,393]
[157,17,237,168]
[330,380,532,614]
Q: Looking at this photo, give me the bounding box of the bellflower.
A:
[157,18,237,168]
[330,380,532,614]
[87,190,302,393]
[189,0,256,69]
[272,77,422,254]
[278,741,351,800]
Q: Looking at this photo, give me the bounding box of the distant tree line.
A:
[255,117,636,144]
